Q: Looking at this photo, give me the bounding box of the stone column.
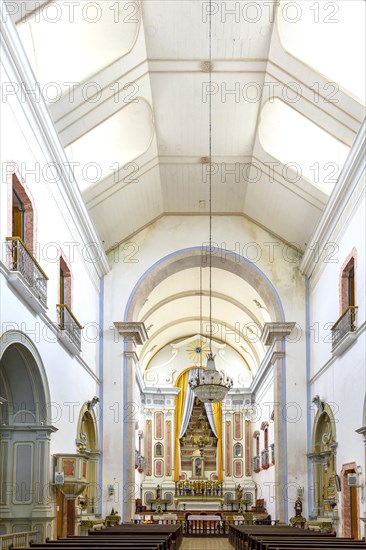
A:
[114,322,148,522]
[261,322,295,523]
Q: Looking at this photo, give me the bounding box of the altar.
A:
[174,497,224,511]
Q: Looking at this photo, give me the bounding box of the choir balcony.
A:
[6,236,48,313]
[331,306,358,355]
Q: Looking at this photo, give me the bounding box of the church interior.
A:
[0,1,365,548]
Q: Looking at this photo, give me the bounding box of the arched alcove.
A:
[0,332,54,541]
[310,404,337,518]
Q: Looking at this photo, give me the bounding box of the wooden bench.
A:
[254,538,366,550]
[90,525,183,549]
[229,525,335,550]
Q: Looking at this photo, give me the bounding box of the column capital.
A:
[261,322,296,345]
[114,322,148,345]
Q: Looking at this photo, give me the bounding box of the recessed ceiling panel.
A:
[66,101,154,191]
[17,0,139,97]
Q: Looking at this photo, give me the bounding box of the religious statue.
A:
[295,497,302,517]
[236,484,243,501]
[156,485,161,500]
[195,457,202,477]
[192,481,197,495]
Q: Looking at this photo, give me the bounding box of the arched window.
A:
[155,442,163,457]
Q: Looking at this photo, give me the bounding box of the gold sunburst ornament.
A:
[187,339,210,365]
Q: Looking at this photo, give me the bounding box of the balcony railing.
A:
[261,448,270,469]
[252,455,260,472]
[57,304,83,350]
[331,306,358,350]
[0,531,38,549]
[6,237,48,307]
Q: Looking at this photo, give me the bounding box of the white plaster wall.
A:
[0,59,102,526]
[309,190,365,378]
[308,177,365,535]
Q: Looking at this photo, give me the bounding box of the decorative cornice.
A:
[114,322,148,345]
[261,322,296,345]
[300,118,366,277]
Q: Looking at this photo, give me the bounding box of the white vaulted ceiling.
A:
[13,0,366,252]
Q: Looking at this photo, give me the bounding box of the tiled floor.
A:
[181,537,232,549]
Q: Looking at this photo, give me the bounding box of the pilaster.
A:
[113,322,148,521]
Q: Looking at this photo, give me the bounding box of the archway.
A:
[120,247,287,520]
[125,247,284,324]
[0,332,54,542]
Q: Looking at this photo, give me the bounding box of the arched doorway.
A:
[0,333,54,542]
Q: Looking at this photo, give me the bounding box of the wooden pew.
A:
[90,524,183,549]
[229,525,335,550]
[255,539,366,550]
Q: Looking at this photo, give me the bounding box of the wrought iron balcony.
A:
[57,304,83,352]
[252,455,260,473]
[331,306,358,352]
[6,237,48,308]
[261,448,270,469]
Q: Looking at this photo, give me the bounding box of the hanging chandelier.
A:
[189,2,233,404]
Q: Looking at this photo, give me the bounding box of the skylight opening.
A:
[278,0,366,102]
[17,0,139,99]
[66,101,153,191]
[259,99,350,193]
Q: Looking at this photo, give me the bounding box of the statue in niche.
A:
[194,457,202,477]
[234,443,242,457]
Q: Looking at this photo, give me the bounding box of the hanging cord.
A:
[208,0,213,354]
[200,263,203,367]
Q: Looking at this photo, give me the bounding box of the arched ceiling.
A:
[137,266,268,373]
[11,0,366,252]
